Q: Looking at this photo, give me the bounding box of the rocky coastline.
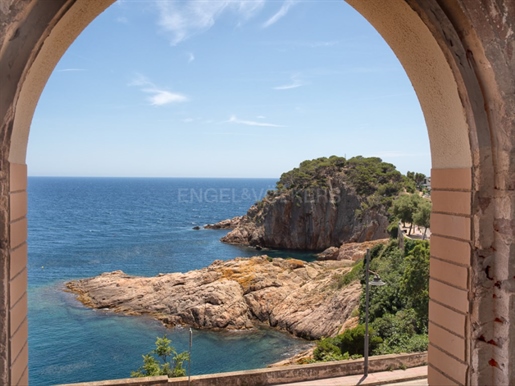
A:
[65,256,360,340]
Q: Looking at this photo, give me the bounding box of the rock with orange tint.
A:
[66,256,359,340]
[317,239,389,261]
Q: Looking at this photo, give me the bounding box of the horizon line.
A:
[27,175,280,179]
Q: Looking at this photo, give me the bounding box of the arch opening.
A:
[3,0,513,385]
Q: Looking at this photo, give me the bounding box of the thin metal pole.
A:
[364,249,370,377]
[188,328,192,386]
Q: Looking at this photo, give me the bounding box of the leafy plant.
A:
[338,260,363,288]
[390,194,424,235]
[336,324,382,357]
[131,335,189,378]
[313,324,382,360]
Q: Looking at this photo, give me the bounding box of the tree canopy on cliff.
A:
[275,156,407,213]
[276,156,404,195]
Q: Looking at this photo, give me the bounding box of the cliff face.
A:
[217,156,403,251]
[66,256,359,340]
[220,183,389,250]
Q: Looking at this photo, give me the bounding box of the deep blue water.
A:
[28,177,316,385]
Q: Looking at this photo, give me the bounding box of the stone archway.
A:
[0,1,513,385]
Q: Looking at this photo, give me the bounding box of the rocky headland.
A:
[65,256,359,340]
[212,156,404,250]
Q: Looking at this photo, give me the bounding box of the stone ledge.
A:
[59,352,427,386]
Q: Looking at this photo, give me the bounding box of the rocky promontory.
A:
[218,156,404,250]
[65,256,359,340]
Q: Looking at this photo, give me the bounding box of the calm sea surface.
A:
[28,177,316,385]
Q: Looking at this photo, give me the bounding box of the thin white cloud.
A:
[155,0,265,45]
[145,89,188,106]
[129,74,188,106]
[187,52,195,63]
[116,16,129,24]
[227,115,285,127]
[274,73,305,90]
[262,0,298,28]
[58,68,86,72]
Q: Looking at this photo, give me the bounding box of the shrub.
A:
[338,260,363,288]
[131,335,189,378]
[313,338,347,361]
[335,324,382,357]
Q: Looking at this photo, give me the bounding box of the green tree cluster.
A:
[406,171,427,191]
[131,335,189,378]
[273,156,409,217]
[313,240,429,360]
[276,155,347,191]
[391,194,431,237]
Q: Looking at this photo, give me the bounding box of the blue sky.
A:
[28,0,430,178]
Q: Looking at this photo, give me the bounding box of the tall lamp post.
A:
[188,328,192,386]
[364,249,386,377]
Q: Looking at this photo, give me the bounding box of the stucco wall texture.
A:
[1,1,514,385]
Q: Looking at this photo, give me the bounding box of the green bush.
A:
[313,325,382,361]
[338,260,363,288]
[131,335,189,378]
[336,324,382,357]
[313,338,347,361]
[374,332,428,355]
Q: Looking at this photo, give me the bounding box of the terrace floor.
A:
[277,365,428,386]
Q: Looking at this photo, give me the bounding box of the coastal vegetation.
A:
[131,335,189,378]
[391,194,431,236]
[274,155,406,209]
[312,239,429,362]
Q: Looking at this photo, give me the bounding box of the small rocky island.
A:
[207,156,404,250]
[66,256,359,339]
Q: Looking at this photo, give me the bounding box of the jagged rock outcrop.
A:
[317,239,389,261]
[204,216,243,229]
[65,256,359,340]
[218,156,402,251]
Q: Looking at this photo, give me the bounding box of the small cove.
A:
[28,177,316,385]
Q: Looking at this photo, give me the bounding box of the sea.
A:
[27,177,317,385]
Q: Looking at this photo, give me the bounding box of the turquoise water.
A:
[28,178,315,385]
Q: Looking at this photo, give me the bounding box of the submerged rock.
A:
[65,256,359,340]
